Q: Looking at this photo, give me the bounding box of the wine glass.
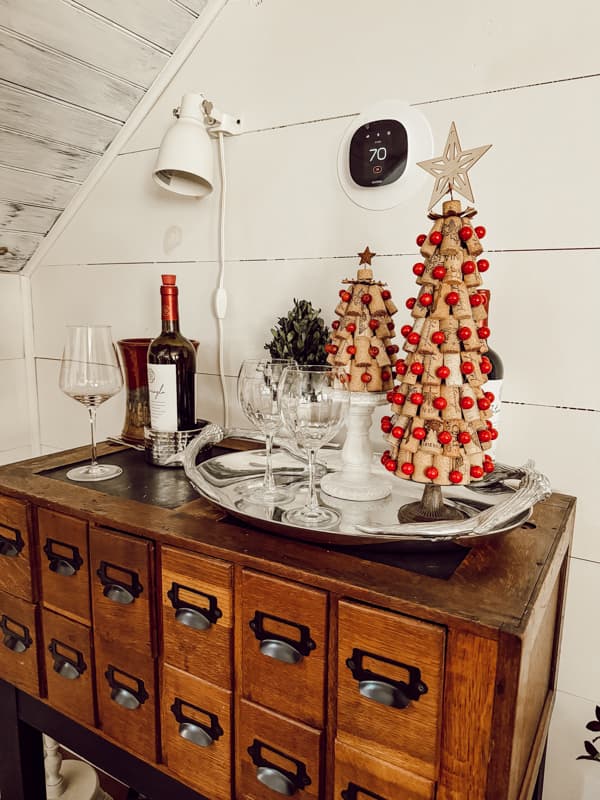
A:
[59,325,124,482]
[279,365,349,527]
[237,358,296,504]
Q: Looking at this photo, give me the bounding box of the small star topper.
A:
[417,122,491,212]
[358,246,376,265]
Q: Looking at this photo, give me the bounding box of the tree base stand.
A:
[397,483,466,523]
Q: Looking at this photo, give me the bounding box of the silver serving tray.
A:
[186,447,532,549]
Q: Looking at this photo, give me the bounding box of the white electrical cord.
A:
[215,130,229,429]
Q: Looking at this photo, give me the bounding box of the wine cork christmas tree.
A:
[325,246,399,392]
[380,122,499,505]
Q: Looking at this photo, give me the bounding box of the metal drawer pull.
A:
[43,538,83,577]
[249,611,316,665]
[97,561,143,605]
[0,526,24,558]
[171,697,223,748]
[168,582,222,631]
[342,783,387,800]
[0,614,32,653]
[105,665,148,710]
[48,639,87,681]
[248,739,311,796]
[346,648,428,709]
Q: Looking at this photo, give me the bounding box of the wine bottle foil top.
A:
[144,420,210,468]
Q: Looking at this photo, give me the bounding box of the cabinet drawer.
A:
[90,525,155,655]
[162,664,232,800]
[43,608,95,726]
[237,699,322,800]
[241,570,327,727]
[337,600,445,781]
[0,494,34,601]
[0,589,41,696]
[95,636,157,762]
[38,508,90,624]
[161,545,232,688]
[334,741,435,800]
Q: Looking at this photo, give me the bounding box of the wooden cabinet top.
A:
[0,442,574,639]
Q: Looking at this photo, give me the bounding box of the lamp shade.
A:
[153,93,214,197]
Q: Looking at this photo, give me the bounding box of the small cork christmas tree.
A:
[380,122,498,520]
[325,247,399,391]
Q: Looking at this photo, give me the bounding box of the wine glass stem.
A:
[88,406,98,467]
[263,432,276,491]
[307,448,319,512]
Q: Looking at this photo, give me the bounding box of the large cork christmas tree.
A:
[380,122,498,521]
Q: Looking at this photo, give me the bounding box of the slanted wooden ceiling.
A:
[0,0,206,272]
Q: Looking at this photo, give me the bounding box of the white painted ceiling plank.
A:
[1,0,168,88]
[0,82,119,155]
[0,231,43,271]
[0,166,79,209]
[174,0,207,15]
[0,31,143,121]
[0,201,60,235]
[0,129,98,182]
[73,0,198,52]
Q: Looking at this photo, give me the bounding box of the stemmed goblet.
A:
[279,365,349,527]
[59,325,124,482]
[236,358,295,504]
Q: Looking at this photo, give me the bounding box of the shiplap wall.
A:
[23,0,600,794]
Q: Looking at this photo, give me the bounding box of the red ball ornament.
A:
[331,320,340,330]
[478,326,491,339]
[425,466,439,480]
[406,297,416,309]
[340,290,351,302]
[369,346,380,357]
[431,331,446,345]
[410,362,424,375]
[386,390,395,403]
[381,451,391,465]
[392,392,406,405]
[381,289,392,300]
[325,343,338,355]
[412,427,426,441]
[461,361,474,375]
[361,372,372,384]
[368,319,379,331]
[381,369,392,382]
[392,426,404,439]
[436,365,451,379]
[361,293,372,304]
[462,260,476,275]
[477,397,491,411]
[477,258,489,272]
[429,231,443,245]
[438,431,452,445]
[485,391,495,403]
[460,396,475,410]
[385,459,398,472]
[483,459,495,474]
[416,234,427,246]
[449,470,463,484]
[395,360,407,376]
[470,465,484,479]
[480,358,492,374]
[475,225,486,239]
[459,226,473,242]
[347,345,357,356]
[386,344,399,355]
[478,429,492,442]
[490,428,498,440]
[410,392,424,405]
[381,415,391,426]
[401,462,415,476]
[432,265,446,280]
[413,262,425,276]
[419,293,433,307]
[433,397,447,410]
[469,293,483,307]
[381,419,392,434]
[346,322,357,333]
[458,431,471,444]
[400,324,412,338]
[445,291,459,306]
[458,326,472,341]
[387,322,395,331]
[407,332,421,345]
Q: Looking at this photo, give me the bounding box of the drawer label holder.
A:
[0,525,24,558]
[167,581,222,631]
[0,614,32,653]
[248,738,312,796]
[97,561,143,605]
[43,538,83,577]
[249,610,316,665]
[345,648,428,709]
[48,638,87,680]
[105,665,149,710]
[171,697,224,748]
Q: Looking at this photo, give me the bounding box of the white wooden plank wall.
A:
[25,0,600,794]
[0,275,31,463]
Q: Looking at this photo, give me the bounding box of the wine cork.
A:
[391,384,410,415]
[433,454,452,484]
[374,315,393,337]
[402,317,425,354]
[443,251,463,282]
[366,362,383,392]
[417,256,437,286]
[469,291,487,321]
[423,351,443,384]
[420,385,442,420]
[421,419,444,454]
[334,338,352,366]
[371,337,390,367]
[459,384,480,422]
[431,287,452,320]
[401,357,419,385]
[420,218,444,258]
[368,285,388,317]
[354,336,372,366]
[402,423,420,454]
[461,323,483,353]
[460,352,484,386]
[440,214,462,256]
[464,221,484,257]
[395,449,414,480]
[440,318,460,353]
[441,384,460,419]
[442,200,462,216]
[357,268,373,281]
[452,452,471,485]
[470,450,484,474]
[417,318,439,355]
[384,297,398,315]
[326,353,336,366]
[402,388,422,417]
[346,286,366,316]
[460,421,483,455]
[442,420,461,458]
[349,361,367,391]
[450,282,472,319]
[443,353,462,386]
[413,450,434,482]
[335,300,348,316]
[391,412,410,432]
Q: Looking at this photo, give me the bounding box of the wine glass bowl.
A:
[279,365,349,527]
[59,325,123,482]
[236,358,295,504]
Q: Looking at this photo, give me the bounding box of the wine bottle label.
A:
[148,363,178,431]
[486,377,503,457]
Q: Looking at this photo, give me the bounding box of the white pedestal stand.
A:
[321,391,390,501]
[44,735,113,800]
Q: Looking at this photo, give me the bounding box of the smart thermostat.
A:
[338,100,433,211]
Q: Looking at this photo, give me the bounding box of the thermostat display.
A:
[349,119,408,187]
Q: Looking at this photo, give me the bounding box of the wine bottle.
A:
[479,289,503,455]
[147,274,196,431]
